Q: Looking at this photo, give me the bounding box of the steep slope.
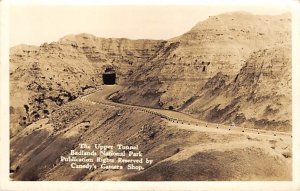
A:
[9,12,291,135]
[184,45,291,131]
[10,97,292,181]
[9,11,292,181]
[171,11,290,75]
[111,12,291,131]
[10,34,165,136]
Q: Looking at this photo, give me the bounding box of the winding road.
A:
[79,85,292,140]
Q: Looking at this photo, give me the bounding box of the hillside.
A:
[10,87,292,181]
[183,45,291,131]
[9,11,292,181]
[10,34,164,136]
[111,12,291,131]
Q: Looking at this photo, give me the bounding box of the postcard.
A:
[1,0,300,190]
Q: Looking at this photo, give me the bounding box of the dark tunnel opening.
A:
[102,68,116,85]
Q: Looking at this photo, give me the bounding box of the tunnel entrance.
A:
[102,68,116,85]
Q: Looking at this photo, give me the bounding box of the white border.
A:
[1,0,300,191]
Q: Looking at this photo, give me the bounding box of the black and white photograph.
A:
[1,0,300,190]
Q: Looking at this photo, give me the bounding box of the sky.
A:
[9,4,291,47]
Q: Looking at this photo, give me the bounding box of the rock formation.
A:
[10,34,164,136]
[9,11,292,181]
[111,12,291,131]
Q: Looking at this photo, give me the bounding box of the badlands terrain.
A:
[10,11,292,180]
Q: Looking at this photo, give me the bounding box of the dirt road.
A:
[80,85,292,140]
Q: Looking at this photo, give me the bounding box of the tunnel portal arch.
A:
[102,67,117,85]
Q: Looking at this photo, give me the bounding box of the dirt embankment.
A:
[10,95,291,181]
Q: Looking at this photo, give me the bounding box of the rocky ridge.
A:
[10,34,165,136]
[112,12,291,131]
[9,11,293,181]
[10,11,292,138]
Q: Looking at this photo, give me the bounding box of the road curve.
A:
[79,85,292,139]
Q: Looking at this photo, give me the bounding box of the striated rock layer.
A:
[10,34,165,136]
[183,45,291,131]
[9,11,292,181]
[112,12,291,131]
[10,11,292,136]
